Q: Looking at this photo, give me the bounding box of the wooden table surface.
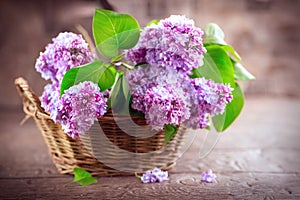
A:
[1,96,300,199]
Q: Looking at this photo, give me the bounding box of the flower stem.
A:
[114,62,134,70]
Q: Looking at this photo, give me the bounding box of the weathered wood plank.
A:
[1,145,299,178]
[174,148,300,174]
[0,173,299,200]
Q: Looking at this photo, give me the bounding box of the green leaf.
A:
[99,65,118,91]
[192,45,235,86]
[204,23,226,45]
[147,19,159,26]
[221,45,241,62]
[164,124,178,144]
[60,60,117,95]
[122,73,130,101]
[109,74,131,114]
[212,83,244,132]
[93,9,140,58]
[191,53,222,83]
[233,62,255,81]
[72,167,98,186]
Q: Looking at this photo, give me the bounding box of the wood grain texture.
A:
[0,173,299,200]
[1,97,300,199]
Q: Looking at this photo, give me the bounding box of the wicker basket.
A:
[15,77,191,176]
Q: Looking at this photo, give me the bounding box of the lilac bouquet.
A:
[35,9,254,143]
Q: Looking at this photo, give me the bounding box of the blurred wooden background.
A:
[0,0,299,108]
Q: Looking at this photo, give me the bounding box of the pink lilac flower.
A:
[126,64,192,130]
[126,64,191,112]
[55,81,108,138]
[127,64,233,130]
[125,15,206,74]
[36,32,98,138]
[35,32,94,84]
[141,168,168,183]
[143,84,190,130]
[184,78,233,129]
[41,83,60,120]
[201,169,217,183]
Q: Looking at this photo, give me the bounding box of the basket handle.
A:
[14,77,47,120]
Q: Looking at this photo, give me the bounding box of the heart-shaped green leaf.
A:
[72,167,98,186]
[192,45,235,86]
[60,60,117,95]
[93,9,140,58]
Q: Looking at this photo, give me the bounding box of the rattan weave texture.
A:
[15,77,186,176]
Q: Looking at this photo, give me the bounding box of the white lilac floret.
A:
[125,15,206,74]
[35,32,94,84]
[55,81,108,139]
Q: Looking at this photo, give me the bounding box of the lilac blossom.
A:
[151,168,169,182]
[41,83,60,120]
[35,32,94,84]
[125,15,206,74]
[143,84,190,130]
[184,78,233,129]
[141,170,157,183]
[125,15,232,130]
[141,168,168,183]
[201,169,217,183]
[126,64,191,113]
[55,81,108,139]
[36,32,98,138]
[126,64,192,130]
[127,63,233,130]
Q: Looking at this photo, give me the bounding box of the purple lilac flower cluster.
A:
[141,168,169,183]
[126,64,233,130]
[126,15,233,130]
[35,32,94,84]
[201,169,217,183]
[36,33,108,138]
[186,78,233,129]
[127,65,192,130]
[38,32,94,117]
[125,15,206,74]
[41,83,61,120]
[55,81,108,138]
